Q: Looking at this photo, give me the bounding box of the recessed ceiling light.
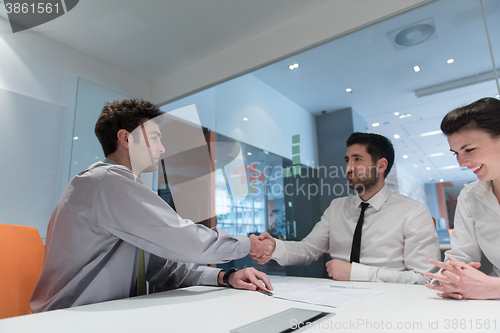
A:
[426,167,431,170]
[428,153,444,157]
[497,94,499,98]
[420,130,442,137]
[399,113,411,119]
[403,155,408,159]
[243,117,248,121]
[429,177,433,181]
[447,59,454,64]
[288,63,299,70]
[394,112,400,116]
[413,65,421,72]
[346,88,353,93]
[441,165,460,170]
[372,122,380,127]
[393,134,400,139]
[440,179,444,182]
[247,152,252,156]
[414,164,418,168]
[73,136,79,140]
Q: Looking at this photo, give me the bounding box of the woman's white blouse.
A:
[445,180,500,277]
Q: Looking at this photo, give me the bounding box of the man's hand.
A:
[325,259,352,281]
[219,267,273,291]
[424,257,496,300]
[249,232,276,262]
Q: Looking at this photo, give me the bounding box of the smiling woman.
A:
[424,97,500,300]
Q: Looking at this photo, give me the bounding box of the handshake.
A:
[249,232,276,264]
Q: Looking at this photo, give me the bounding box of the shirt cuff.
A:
[234,235,251,258]
[202,267,224,286]
[350,262,370,281]
[272,239,285,260]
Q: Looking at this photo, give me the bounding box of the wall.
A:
[0,17,151,238]
[315,108,367,212]
[425,183,440,220]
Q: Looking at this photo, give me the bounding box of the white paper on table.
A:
[271,283,385,308]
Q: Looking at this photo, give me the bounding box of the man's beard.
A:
[348,166,379,194]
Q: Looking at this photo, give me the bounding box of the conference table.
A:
[1,275,498,333]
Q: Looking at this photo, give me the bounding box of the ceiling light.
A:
[429,178,433,181]
[420,130,442,137]
[403,155,408,159]
[428,152,444,157]
[497,94,499,98]
[394,112,400,116]
[393,134,400,139]
[414,164,418,168]
[440,179,444,182]
[441,165,460,170]
[399,113,411,119]
[243,117,248,121]
[73,136,79,140]
[426,167,430,170]
[247,152,252,156]
[288,63,299,70]
[413,65,421,72]
[415,68,500,98]
[372,123,380,127]
[346,88,353,93]
[447,59,454,64]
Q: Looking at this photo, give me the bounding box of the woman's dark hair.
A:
[346,132,394,178]
[95,99,163,157]
[441,97,500,138]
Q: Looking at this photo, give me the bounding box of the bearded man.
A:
[252,132,440,284]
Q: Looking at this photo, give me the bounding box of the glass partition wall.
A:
[159,0,500,277]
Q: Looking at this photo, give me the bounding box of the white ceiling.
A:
[251,0,500,188]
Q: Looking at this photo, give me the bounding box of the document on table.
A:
[270,283,385,308]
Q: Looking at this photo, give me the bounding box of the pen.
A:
[257,289,274,296]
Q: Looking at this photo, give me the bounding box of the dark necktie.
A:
[350,202,369,263]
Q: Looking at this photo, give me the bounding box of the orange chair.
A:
[0,223,44,319]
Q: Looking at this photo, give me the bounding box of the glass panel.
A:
[160,0,500,277]
[482,0,500,96]
[70,78,129,180]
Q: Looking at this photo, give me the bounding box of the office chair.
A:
[0,223,44,319]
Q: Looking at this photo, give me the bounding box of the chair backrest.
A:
[0,223,44,319]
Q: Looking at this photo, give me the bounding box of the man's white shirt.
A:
[272,186,440,284]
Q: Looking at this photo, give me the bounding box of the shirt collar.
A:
[353,185,390,211]
[104,158,119,165]
[473,180,491,201]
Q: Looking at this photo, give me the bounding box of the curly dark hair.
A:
[441,97,500,138]
[94,99,163,157]
[346,132,395,178]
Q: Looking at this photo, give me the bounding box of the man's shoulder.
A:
[74,161,135,183]
[388,191,426,207]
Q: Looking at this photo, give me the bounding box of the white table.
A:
[1,276,498,333]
